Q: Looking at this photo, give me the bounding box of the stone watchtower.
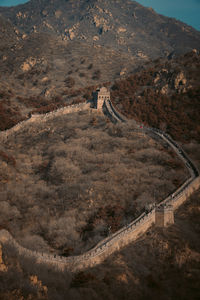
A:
[155,204,174,227]
[93,87,110,110]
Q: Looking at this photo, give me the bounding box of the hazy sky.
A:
[0,0,29,6]
[137,0,200,30]
[0,0,199,30]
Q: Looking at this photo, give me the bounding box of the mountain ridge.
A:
[1,0,200,56]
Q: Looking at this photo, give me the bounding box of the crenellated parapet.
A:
[93,87,110,110]
[155,204,174,227]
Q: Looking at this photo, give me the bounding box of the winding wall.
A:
[0,102,91,142]
[0,100,199,273]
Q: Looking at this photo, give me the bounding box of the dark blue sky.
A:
[0,0,199,30]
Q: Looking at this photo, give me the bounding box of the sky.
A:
[0,0,199,30]
[0,0,29,6]
[136,0,200,30]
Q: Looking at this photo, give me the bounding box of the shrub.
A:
[64,77,75,88]
[92,70,101,80]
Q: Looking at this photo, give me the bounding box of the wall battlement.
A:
[155,205,174,227]
[93,87,110,110]
[0,102,91,142]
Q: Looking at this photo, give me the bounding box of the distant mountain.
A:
[1,0,200,56]
[0,0,200,128]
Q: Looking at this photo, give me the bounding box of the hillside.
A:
[1,0,200,55]
[0,110,188,255]
[111,50,200,143]
[0,1,200,299]
[0,188,199,300]
[0,0,200,127]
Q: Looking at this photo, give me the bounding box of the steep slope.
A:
[1,0,200,57]
[0,0,200,130]
[111,50,200,143]
[0,15,18,48]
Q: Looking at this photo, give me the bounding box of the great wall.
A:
[0,87,200,273]
[0,102,91,142]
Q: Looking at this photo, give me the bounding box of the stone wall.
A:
[0,210,156,272]
[93,87,110,110]
[0,102,91,142]
[0,174,199,272]
[170,176,200,210]
[104,99,127,123]
[155,205,174,227]
[0,99,200,273]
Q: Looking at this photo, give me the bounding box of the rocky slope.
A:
[0,0,200,131]
[1,0,200,56]
[0,0,199,102]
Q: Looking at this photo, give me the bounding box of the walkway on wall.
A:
[104,99,199,208]
[104,99,199,179]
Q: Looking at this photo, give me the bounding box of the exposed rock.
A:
[16,11,27,19]
[160,84,169,95]
[68,29,76,40]
[117,27,127,34]
[22,34,27,40]
[93,35,99,41]
[174,71,187,90]
[154,74,160,84]
[0,244,7,272]
[30,275,48,296]
[41,77,49,83]
[137,51,148,59]
[120,68,127,76]
[20,57,46,72]
[93,15,111,33]
[20,57,38,72]
[192,48,198,54]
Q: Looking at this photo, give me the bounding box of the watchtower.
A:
[155,204,174,227]
[93,87,110,110]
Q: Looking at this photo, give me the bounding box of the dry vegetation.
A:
[0,82,110,130]
[1,188,199,300]
[111,51,200,143]
[0,92,25,131]
[0,110,187,255]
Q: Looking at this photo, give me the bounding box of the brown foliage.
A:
[71,271,96,287]
[0,101,24,131]
[92,69,101,80]
[111,51,200,142]
[64,76,75,88]
[0,151,16,167]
